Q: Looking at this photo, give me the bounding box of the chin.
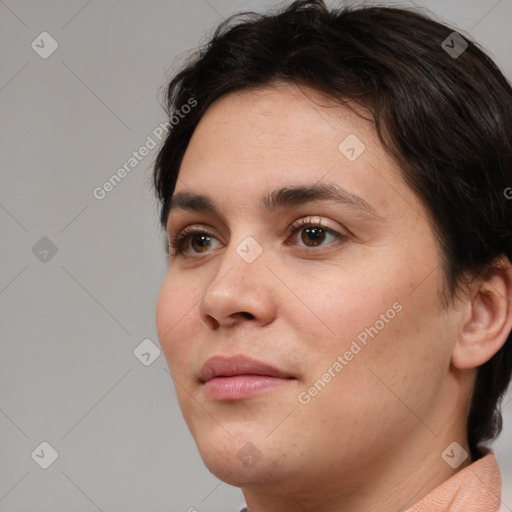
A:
[196,439,271,486]
[203,455,273,488]
[189,422,286,486]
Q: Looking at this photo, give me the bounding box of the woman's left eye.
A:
[286,219,345,248]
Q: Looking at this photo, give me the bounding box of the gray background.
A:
[0,0,511,511]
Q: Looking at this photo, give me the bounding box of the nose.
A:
[198,243,277,330]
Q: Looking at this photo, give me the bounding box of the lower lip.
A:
[203,375,293,401]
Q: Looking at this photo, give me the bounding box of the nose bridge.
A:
[199,232,272,327]
[214,224,266,277]
[208,233,265,299]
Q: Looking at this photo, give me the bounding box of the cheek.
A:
[155,271,202,368]
[291,307,450,459]
[290,264,403,348]
[294,254,451,396]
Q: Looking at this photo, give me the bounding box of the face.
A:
[156,83,466,503]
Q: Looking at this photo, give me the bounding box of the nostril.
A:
[206,315,220,329]
[236,312,254,320]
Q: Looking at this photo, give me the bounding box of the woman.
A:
[153,1,512,510]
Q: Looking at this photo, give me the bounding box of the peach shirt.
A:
[405,451,501,512]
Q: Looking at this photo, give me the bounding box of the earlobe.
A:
[451,257,512,371]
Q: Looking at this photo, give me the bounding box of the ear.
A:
[452,256,512,370]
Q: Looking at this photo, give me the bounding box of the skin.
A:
[155,82,512,512]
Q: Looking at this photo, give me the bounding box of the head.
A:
[153,0,512,508]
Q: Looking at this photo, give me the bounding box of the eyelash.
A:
[168,217,346,257]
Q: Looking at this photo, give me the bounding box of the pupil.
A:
[302,227,326,246]
[192,234,211,252]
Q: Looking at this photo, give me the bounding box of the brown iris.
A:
[301,226,327,247]
[191,234,212,253]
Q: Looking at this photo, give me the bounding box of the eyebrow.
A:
[167,183,382,221]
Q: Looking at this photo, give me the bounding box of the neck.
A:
[241,428,472,512]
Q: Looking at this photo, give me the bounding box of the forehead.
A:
[174,83,414,219]
[186,82,374,162]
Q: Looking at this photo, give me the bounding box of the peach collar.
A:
[405,451,501,511]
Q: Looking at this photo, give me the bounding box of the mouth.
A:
[199,355,296,401]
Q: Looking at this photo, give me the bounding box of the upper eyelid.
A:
[169,216,342,238]
[169,222,219,241]
[288,217,328,231]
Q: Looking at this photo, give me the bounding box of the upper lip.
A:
[199,355,293,382]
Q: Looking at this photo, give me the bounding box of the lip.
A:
[199,355,295,401]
